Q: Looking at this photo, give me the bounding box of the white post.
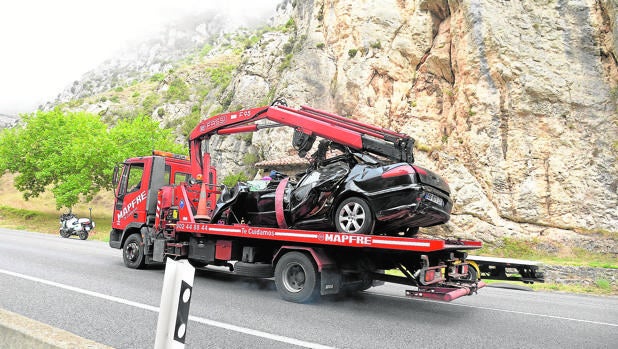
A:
[154,258,196,349]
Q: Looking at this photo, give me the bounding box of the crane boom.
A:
[188,104,415,178]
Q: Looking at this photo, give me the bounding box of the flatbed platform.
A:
[174,222,483,253]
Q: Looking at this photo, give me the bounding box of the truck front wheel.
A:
[274,252,319,303]
[123,233,145,269]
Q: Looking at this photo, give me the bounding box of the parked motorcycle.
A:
[59,208,95,240]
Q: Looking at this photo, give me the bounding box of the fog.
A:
[0,0,279,115]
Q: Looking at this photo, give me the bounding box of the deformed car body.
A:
[211,140,452,236]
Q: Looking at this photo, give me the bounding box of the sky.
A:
[0,0,279,115]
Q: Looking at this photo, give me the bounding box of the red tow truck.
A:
[110,102,485,303]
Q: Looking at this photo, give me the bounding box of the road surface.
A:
[0,229,617,348]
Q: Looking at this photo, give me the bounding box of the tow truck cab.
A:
[109,151,199,249]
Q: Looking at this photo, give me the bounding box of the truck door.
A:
[113,161,149,229]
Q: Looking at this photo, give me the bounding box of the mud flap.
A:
[154,239,166,262]
[320,267,342,295]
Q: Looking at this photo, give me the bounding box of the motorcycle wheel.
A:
[78,231,88,240]
[59,229,71,238]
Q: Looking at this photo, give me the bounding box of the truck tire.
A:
[123,233,146,269]
[234,262,274,278]
[335,197,374,234]
[274,252,319,303]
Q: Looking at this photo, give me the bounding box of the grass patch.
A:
[0,205,111,242]
[0,174,112,241]
[490,280,618,296]
[478,237,618,269]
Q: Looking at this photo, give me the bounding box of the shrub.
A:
[243,152,259,166]
[222,172,249,187]
[200,43,213,57]
[284,18,296,33]
[206,64,236,90]
[166,78,190,102]
[142,93,160,115]
[595,279,611,290]
[150,73,165,82]
[278,53,293,72]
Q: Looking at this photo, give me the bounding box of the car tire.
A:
[335,197,374,234]
[274,252,319,303]
[123,233,146,269]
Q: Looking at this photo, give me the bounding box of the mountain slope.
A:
[45,0,617,252]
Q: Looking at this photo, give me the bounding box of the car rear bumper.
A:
[375,193,451,227]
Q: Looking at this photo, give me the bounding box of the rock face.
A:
[48,0,618,248]
[225,0,617,245]
[0,114,19,129]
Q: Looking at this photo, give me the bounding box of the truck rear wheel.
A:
[274,252,319,303]
[123,233,145,269]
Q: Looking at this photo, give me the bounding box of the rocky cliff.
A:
[47,0,618,251]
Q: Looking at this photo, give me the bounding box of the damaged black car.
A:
[211,136,452,237]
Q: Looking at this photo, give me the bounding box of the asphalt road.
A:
[1,228,617,348]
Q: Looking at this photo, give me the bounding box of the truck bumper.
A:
[405,281,486,302]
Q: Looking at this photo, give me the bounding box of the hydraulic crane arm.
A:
[188,104,415,178]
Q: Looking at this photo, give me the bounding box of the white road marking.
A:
[370,291,618,327]
[0,268,335,349]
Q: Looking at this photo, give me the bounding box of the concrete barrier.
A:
[0,308,112,349]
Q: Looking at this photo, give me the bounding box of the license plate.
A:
[424,192,444,207]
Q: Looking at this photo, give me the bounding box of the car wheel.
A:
[123,233,145,269]
[335,197,374,234]
[274,252,319,303]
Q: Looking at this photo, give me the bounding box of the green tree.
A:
[0,109,184,209]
